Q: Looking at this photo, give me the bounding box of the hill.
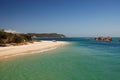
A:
[28,33,66,38]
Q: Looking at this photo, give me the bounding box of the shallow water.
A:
[0,38,120,80]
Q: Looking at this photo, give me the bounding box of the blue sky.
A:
[0,0,120,37]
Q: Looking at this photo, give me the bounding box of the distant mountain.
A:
[28,33,66,38]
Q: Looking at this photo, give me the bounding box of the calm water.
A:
[0,38,120,80]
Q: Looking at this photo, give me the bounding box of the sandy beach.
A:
[0,41,68,59]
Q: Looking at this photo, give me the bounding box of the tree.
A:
[0,29,4,32]
[0,31,8,44]
[21,34,32,41]
[0,29,32,45]
[13,34,24,43]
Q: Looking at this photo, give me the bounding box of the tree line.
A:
[0,29,32,44]
[28,33,66,38]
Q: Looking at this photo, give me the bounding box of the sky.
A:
[0,0,120,37]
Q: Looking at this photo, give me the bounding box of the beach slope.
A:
[0,41,68,58]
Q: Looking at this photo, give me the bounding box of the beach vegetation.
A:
[0,29,32,46]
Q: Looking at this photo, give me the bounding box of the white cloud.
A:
[4,29,16,33]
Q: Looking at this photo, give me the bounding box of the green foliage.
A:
[28,33,66,38]
[0,29,4,33]
[21,34,32,41]
[0,32,7,39]
[13,34,24,43]
[0,29,32,44]
[0,31,8,44]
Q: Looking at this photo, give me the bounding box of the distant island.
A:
[28,33,66,38]
[94,36,112,42]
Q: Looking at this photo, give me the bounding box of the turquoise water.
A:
[0,38,120,80]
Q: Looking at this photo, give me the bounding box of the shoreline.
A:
[0,41,69,59]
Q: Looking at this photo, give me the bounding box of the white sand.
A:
[0,41,68,58]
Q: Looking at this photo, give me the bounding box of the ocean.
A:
[0,38,120,80]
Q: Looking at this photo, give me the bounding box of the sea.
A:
[0,37,120,80]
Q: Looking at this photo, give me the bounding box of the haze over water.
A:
[0,38,120,80]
